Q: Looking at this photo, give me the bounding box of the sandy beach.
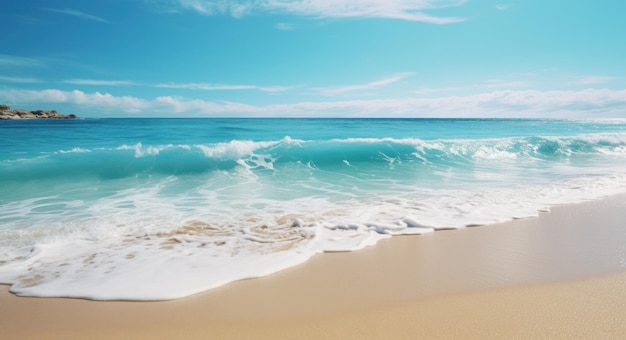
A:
[2,194,625,339]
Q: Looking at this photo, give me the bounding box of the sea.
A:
[1,118,626,300]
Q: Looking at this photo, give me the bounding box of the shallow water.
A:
[1,118,626,300]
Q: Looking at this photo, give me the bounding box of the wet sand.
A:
[1,194,625,339]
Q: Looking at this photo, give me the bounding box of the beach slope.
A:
[1,195,625,339]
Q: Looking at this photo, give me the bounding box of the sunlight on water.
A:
[1,118,626,300]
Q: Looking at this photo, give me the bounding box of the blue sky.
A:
[1,0,625,117]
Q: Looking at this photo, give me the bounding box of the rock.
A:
[0,104,77,120]
[17,110,36,119]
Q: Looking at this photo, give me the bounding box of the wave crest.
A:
[2,134,625,181]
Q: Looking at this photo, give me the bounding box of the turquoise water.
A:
[1,118,626,300]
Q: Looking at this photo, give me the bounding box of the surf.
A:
[1,118,626,300]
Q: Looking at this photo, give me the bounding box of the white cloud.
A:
[275,22,293,30]
[0,89,150,113]
[571,76,617,85]
[258,85,293,93]
[320,72,415,95]
[175,0,251,18]
[2,88,626,118]
[173,0,465,23]
[155,83,255,90]
[415,86,460,96]
[154,82,291,92]
[291,89,626,117]
[154,96,259,114]
[0,54,46,68]
[495,4,512,11]
[54,80,290,92]
[265,0,465,23]
[64,79,136,86]
[0,75,42,83]
[39,8,110,23]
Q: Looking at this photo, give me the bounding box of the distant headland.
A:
[0,104,77,120]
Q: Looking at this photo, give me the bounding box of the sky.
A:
[1,0,625,118]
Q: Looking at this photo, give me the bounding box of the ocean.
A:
[1,118,626,300]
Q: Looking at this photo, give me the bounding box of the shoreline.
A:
[1,194,625,338]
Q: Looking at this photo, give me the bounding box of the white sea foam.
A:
[197,140,273,160]
[2,126,626,300]
[1,171,626,300]
[58,147,91,154]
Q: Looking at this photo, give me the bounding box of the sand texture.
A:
[1,194,625,339]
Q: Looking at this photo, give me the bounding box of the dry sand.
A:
[1,194,625,339]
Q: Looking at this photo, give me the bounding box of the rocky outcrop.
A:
[0,105,77,120]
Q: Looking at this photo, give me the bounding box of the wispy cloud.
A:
[415,86,460,96]
[174,0,250,18]
[155,83,255,90]
[482,79,526,89]
[153,96,258,114]
[320,73,415,95]
[571,76,617,85]
[0,54,46,68]
[0,75,42,83]
[275,22,293,30]
[171,0,466,24]
[59,79,289,91]
[0,89,149,113]
[39,8,110,23]
[8,14,45,25]
[256,85,293,93]
[4,88,625,118]
[495,4,512,11]
[154,82,291,92]
[63,79,136,86]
